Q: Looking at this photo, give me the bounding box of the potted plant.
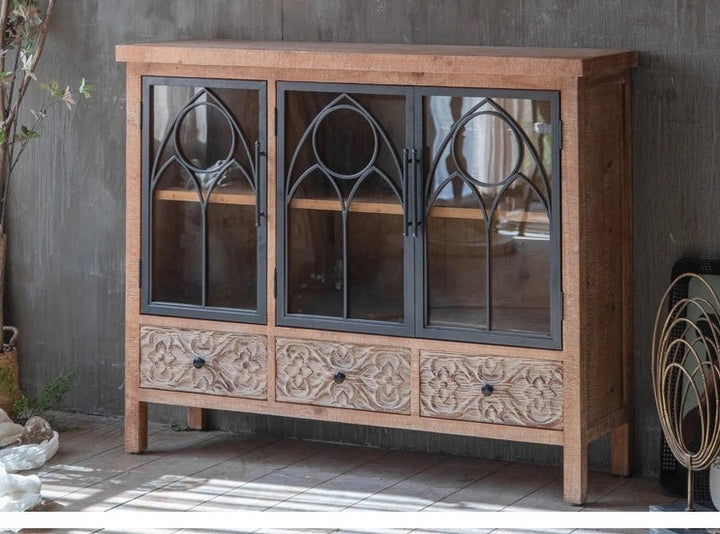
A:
[0,0,89,413]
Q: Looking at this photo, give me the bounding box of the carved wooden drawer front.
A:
[420,351,563,429]
[139,326,267,399]
[276,338,411,414]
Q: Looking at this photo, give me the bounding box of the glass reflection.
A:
[424,95,553,335]
[284,90,406,323]
[148,83,260,311]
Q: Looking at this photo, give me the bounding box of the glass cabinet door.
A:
[142,77,267,323]
[416,89,561,348]
[277,83,413,335]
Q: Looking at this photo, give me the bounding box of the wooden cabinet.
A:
[117,41,637,504]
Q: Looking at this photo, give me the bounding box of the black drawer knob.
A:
[333,371,346,384]
[193,357,206,369]
[481,383,494,397]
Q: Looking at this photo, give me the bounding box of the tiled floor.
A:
[13,412,691,533]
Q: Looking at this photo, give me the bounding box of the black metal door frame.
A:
[277,82,561,348]
[413,86,562,349]
[276,81,415,337]
[141,76,268,324]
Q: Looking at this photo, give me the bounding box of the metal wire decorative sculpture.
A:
[652,272,720,511]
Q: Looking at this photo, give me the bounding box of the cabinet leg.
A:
[187,407,207,430]
[125,400,148,453]
[610,423,631,476]
[563,442,588,505]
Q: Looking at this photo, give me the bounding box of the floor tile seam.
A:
[41,427,225,478]
[180,441,336,511]
[497,473,566,512]
[43,432,243,504]
[40,458,166,504]
[417,459,509,512]
[337,455,448,512]
[39,443,125,478]
[259,448,396,511]
[297,445,394,478]
[41,421,169,475]
[52,425,122,452]
[332,447,421,479]
[582,474,635,507]
[54,421,125,445]
[416,470,501,512]
[101,436,285,512]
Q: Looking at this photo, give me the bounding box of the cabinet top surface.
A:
[116,40,637,77]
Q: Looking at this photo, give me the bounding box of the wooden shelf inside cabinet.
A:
[289,197,548,225]
[289,197,403,215]
[429,206,549,224]
[154,185,256,206]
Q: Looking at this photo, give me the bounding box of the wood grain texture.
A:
[186,407,207,430]
[125,63,146,454]
[137,312,564,363]
[276,337,411,414]
[140,326,267,399]
[558,76,586,505]
[420,351,564,430]
[610,422,631,477]
[115,41,637,77]
[125,400,147,453]
[579,75,629,428]
[138,387,563,445]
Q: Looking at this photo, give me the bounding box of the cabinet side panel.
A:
[580,76,631,426]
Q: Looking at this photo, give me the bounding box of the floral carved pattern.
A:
[140,326,267,399]
[420,351,563,429]
[276,338,411,414]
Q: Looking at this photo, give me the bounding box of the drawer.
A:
[276,338,411,415]
[420,351,563,429]
[139,326,267,399]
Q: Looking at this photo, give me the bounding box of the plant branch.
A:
[8,100,53,174]
[0,0,9,122]
[5,0,55,134]
[5,49,19,166]
[0,0,56,230]
[6,47,19,115]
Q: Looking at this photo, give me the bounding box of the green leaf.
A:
[171,420,189,432]
[40,80,63,99]
[79,77,92,99]
[12,369,77,423]
[0,131,7,145]
[19,124,39,141]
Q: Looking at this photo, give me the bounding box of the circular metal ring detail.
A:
[173,100,237,174]
[451,111,523,188]
[311,104,379,180]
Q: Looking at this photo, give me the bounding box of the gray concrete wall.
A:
[7,0,720,478]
